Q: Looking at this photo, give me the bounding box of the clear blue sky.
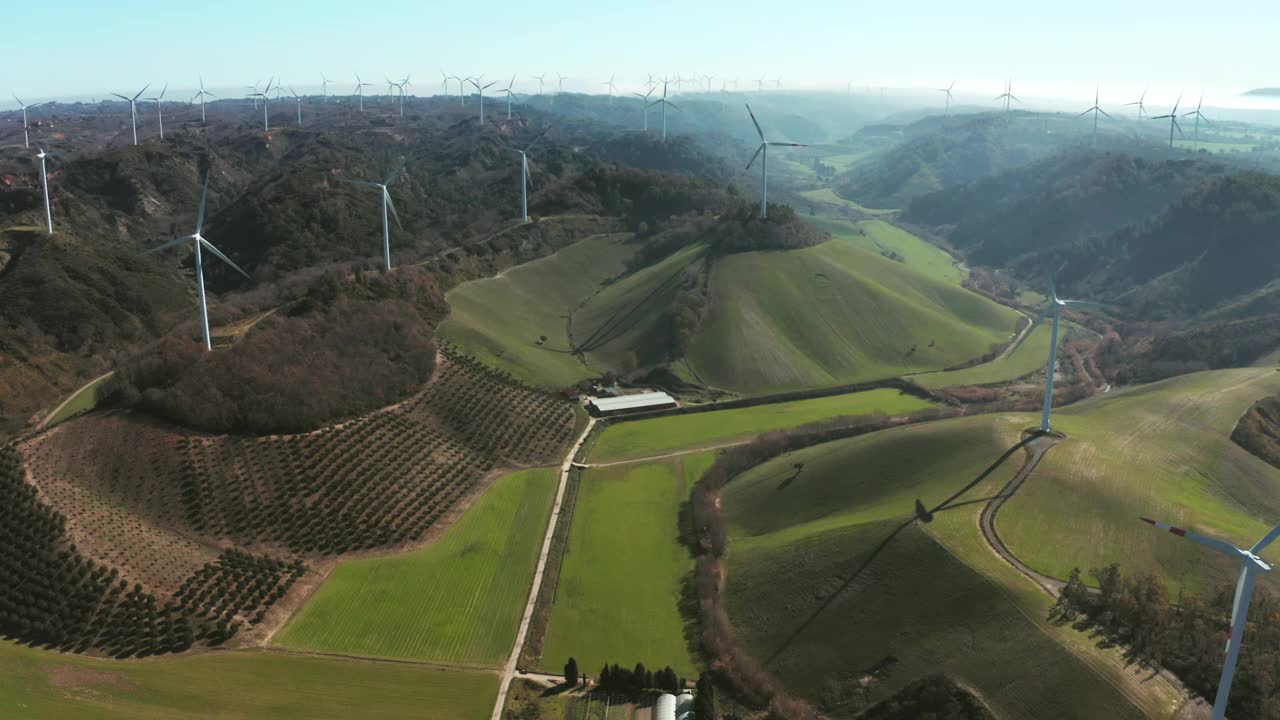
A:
[7,0,1278,108]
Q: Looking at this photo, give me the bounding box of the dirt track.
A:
[977,431,1067,597]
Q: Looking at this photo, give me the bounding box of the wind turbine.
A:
[994,79,1019,115]
[469,77,497,125]
[141,172,250,351]
[1123,87,1148,120]
[192,77,216,123]
[649,79,680,141]
[321,73,335,101]
[703,74,715,93]
[775,75,783,90]
[251,78,274,131]
[555,73,567,105]
[452,76,468,106]
[35,146,61,235]
[1010,269,1102,432]
[246,80,262,108]
[756,74,766,93]
[745,104,807,219]
[1139,516,1280,720]
[1078,86,1111,146]
[386,76,409,116]
[508,128,549,223]
[146,83,168,140]
[12,95,43,149]
[1151,95,1184,150]
[337,162,405,271]
[111,84,150,146]
[289,87,303,125]
[633,88,655,131]
[1182,95,1210,151]
[499,74,517,119]
[602,74,618,104]
[439,70,451,96]
[533,73,546,96]
[353,74,372,112]
[936,81,956,116]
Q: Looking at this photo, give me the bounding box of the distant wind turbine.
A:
[994,79,1019,115]
[320,73,335,101]
[936,80,956,116]
[1140,516,1280,720]
[533,73,546,96]
[1123,87,1148,120]
[1078,86,1111,146]
[756,74,766,93]
[141,171,251,351]
[649,79,680,142]
[602,74,618,104]
[745,104,806,219]
[111,84,150,146]
[1150,94,1184,149]
[775,75,782,89]
[289,87,303,125]
[353,74,373,112]
[12,95,44,149]
[192,77,216,123]
[508,128,549,222]
[1011,268,1102,432]
[35,145,61,235]
[146,83,168,140]
[703,74,715,93]
[469,77,497,125]
[499,74,517,119]
[633,88,655,131]
[337,161,405,271]
[555,73,567,105]
[246,80,262,108]
[1182,94,1210,151]
[250,78,275,131]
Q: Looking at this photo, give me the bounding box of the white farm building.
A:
[655,692,695,720]
[587,391,677,417]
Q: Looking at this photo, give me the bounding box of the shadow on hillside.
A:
[760,432,1044,667]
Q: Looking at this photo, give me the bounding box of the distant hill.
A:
[1243,88,1280,97]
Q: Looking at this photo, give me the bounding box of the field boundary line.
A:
[262,647,502,674]
[490,417,597,720]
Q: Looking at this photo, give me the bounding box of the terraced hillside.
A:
[441,218,1021,394]
[8,350,577,656]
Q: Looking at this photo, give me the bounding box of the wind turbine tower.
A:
[251,79,275,131]
[1123,88,1148,120]
[649,79,680,141]
[12,96,44,149]
[469,77,497,125]
[936,81,956,116]
[141,172,251,351]
[111,84,150,146]
[192,77,216,123]
[633,88,655,131]
[509,128,549,222]
[602,74,618,104]
[321,73,335,101]
[1140,516,1280,720]
[994,79,1019,115]
[147,83,168,140]
[1078,86,1111,146]
[337,162,405,271]
[1183,95,1210,151]
[353,74,373,112]
[1010,269,1102,432]
[744,104,807,219]
[35,146,61,235]
[290,87,303,125]
[1151,95,1184,150]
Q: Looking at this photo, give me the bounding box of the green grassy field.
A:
[998,368,1280,596]
[799,188,898,216]
[42,373,112,427]
[538,455,709,677]
[0,642,496,720]
[275,467,558,666]
[588,389,934,462]
[913,322,1054,389]
[686,232,1020,392]
[721,414,1182,718]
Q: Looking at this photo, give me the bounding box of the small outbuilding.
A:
[587,391,677,417]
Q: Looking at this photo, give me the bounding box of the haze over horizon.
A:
[5,0,1278,111]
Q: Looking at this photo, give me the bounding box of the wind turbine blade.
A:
[141,235,195,255]
[383,161,405,187]
[524,127,551,152]
[111,93,130,101]
[1098,108,1112,119]
[745,103,765,140]
[199,238,251,279]
[1077,108,1093,118]
[745,144,764,170]
[1009,304,1051,353]
[336,177,380,188]
[13,94,23,106]
[1061,299,1105,309]
[133,84,151,101]
[195,172,211,236]
[1173,118,1184,136]
[483,81,497,89]
[1250,524,1280,554]
[772,142,807,147]
[666,100,680,112]
[384,190,403,230]
[1140,517,1245,558]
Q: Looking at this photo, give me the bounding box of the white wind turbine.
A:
[289,87,303,125]
[498,74,517,119]
[633,88,655,131]
[141,171,251,351]
[1151,94,1184,150]
[320,73,335,101]
[1078,86,1111,146]
[935,80,956,116]
[353,74,373,112]
[12,95,44,149]
[452,75,467,105]
[251,78,275,131]
[508,128,549,222]
[146,83,168,140]
[111,84,150,146]
[649,79,680,141]
[1123,87,1148,120]
[602,74,618,104]
[555,73,567,105]
[1182,95,1210,151]
[995,79,1019,115]
[1009,268,1102,432]
[337,162,405,271]
[35,145,61,235]
[744,104,806,219]
[532,73,546,96]
[469,77,497,125]
[1140,516,1280,720]
[703,74,715,93]
[192,76,216,123]
[439,70,450,97]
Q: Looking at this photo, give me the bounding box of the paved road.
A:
[490,417,596,720]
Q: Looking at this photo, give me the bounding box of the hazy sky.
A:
[5,0,1278,109]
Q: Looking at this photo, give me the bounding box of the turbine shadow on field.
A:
[572,251,704,354]
[761,432,1044,667]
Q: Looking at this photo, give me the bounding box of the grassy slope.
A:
[42,373,112,427]
[799,188,898,216]
[687,234,1019,393]
[539,455,709,677]
[587,389,934,462]
[999,368,1280,596]
[721,416,1179,718]
[275,467,557,666]
[0,642,495,720]
[914,323,1054,389]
